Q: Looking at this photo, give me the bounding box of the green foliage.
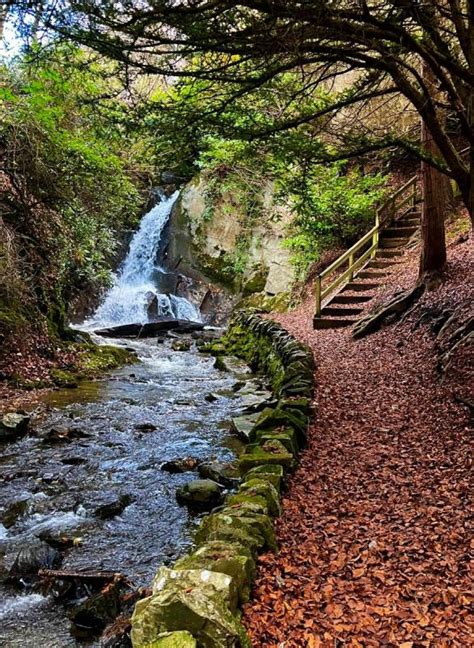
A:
[279,164,386,277]
[0,44,151,335]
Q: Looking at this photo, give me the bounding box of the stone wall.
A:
[131,312,315,647]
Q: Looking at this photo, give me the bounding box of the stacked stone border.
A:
[131,311,315,648]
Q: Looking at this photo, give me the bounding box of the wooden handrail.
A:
[315,175,417,318]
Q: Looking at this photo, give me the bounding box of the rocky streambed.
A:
[0,333,272,647]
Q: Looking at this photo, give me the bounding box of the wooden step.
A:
[379,237,409,248]
[331,294,373,305]
[366,259,400,269]
[356,270,388,279]
[313,316,356,329]
[342,282,380,292]
[321,305,365,317]
[375,249,404,258]
[383,226,418,238]
[397,218,420,226]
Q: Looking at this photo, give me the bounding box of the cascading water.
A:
[83,191,200,329]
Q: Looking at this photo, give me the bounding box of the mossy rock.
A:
[198,341,226,356]
[233,480,281,517]
[243,465,285,492]
[250,407,308,446]
[195,510,275,553]
[74,343,137,377]
[176,480,225,510]
[152,566,238,613]
[238,440,294,474]
[50,369,79,388]
[144,631,196,648]
[213,508,277,551]
[255,428,299,457]
[0,413,30,441]
[174,541,255,604]
[225,493,269,517]
[278,397,312,415]
[131,587,251,648]
[236,292,291,313]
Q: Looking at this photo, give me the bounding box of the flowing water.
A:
[0,194,260,646]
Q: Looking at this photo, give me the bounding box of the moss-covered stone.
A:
[152,566,238,613]
[238,440,295,474]
[234,480,281,517]
[243,464,285,492]
[174,542,255,603]
[50,368,79,388]
[255,428,299,456]
[144,631,196,648]
[215,508,277,551]
[131,587,251,648]
[198,341,226,356]
[74,343,137,377]
[278,397,312,415]
[195,510,276,553]
[249,407,308,446]
[176,480,225,509]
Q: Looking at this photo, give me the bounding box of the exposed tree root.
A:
[352,283,426,339]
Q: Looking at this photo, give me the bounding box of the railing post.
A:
[315,276,322,318]
[411,179,417,208]
[372,209,380,258]
[348,253,354,281]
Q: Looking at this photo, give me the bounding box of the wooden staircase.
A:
[314,177,419,330]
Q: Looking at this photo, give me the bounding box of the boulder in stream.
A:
[175,479,225,510]
[1,495,31,528]
[69,579,124,636]
[41,425,89,444]
[160,458,200,474]
[171,339,192,352]
[213,356,252,376]
[197,462,240,489]
[94,493,134,519]
[0,413,30,441]
[8,540,62,585]
[134,422,157,433]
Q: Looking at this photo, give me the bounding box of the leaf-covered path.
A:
[242,239,472,647]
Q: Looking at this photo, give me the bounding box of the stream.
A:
[0,191,261,646]
[0,335,259,647]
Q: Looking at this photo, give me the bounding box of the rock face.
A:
[160,175,295,322]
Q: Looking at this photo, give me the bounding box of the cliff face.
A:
[161,175,295,322]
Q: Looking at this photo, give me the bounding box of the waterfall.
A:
[83,191,201,329]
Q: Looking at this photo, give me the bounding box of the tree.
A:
[10,1,474,277]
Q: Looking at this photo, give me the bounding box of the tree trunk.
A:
[419,64,448,278]
[468,2,474,224]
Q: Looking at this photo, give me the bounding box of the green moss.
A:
[50,368,79,388]
[73,343,137,378]
[237,292,291,313]
[243,465,285,492]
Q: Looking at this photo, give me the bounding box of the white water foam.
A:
[0,594,47,620]
[83,191,200,329]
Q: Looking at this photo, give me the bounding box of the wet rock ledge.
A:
[131,311,315,647]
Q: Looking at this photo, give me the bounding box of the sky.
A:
[1,17,23,60]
